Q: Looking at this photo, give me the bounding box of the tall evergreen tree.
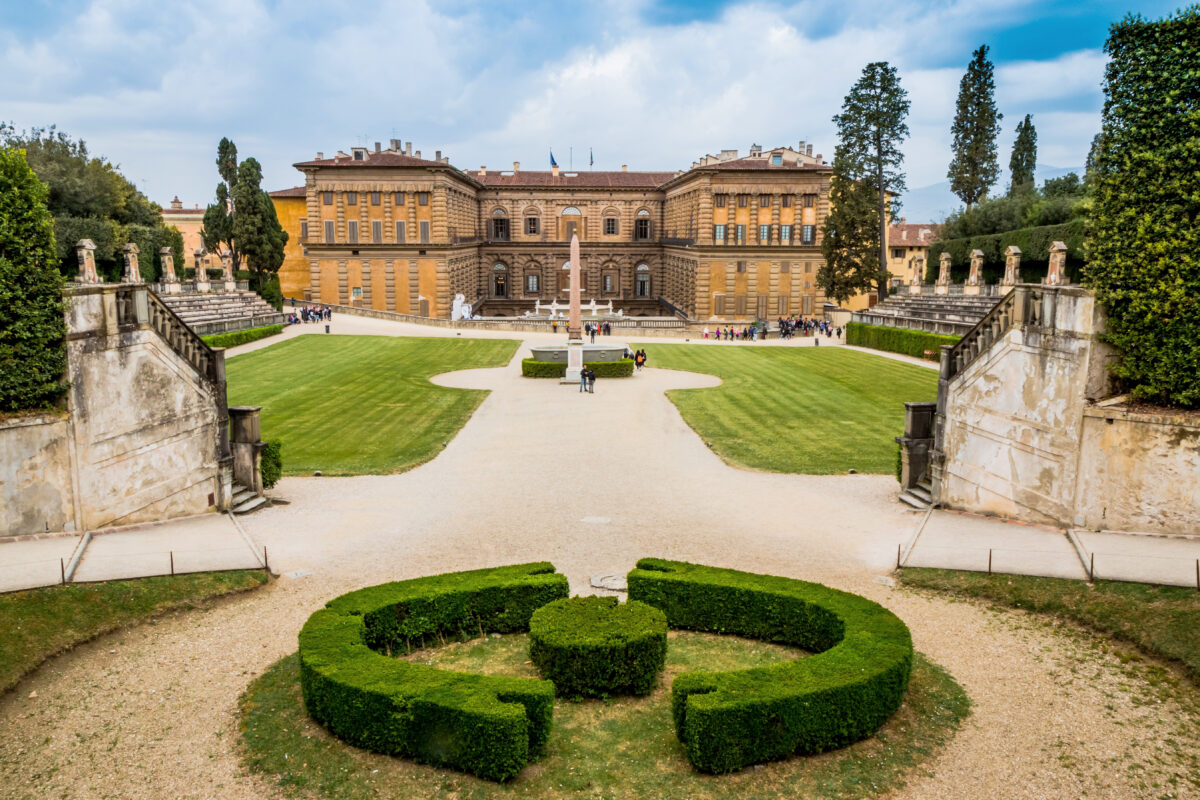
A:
[947,45,1003,208]
[1007,114,1037,196]
[202,138,241,271]
[231,158,288,297]
[819,61,910,301]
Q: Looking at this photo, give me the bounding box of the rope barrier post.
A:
[897,543,901,570]
[60,557,65,585]
[170,550,174,576]
[1089,552,1094,583]
[264,546,269,573]
[1195,559,1198,594]
[988,549,992,575]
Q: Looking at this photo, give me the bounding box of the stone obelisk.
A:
[563,233,585,384]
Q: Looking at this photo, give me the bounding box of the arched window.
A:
[561,207,582,215]
[635,209,651,241]
[602,207,619,236]
[490,209,510,241]
[525,262,541,294]
[561,206,582,240]
[635,263,651,297]
[561,260,584,292]
[493,263,508,298]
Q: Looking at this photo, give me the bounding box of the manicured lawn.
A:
[641,345,937,474]
[0,571,267,694]
[225,335,520,476]
[241,633,968,800]
[900,568,1200,684]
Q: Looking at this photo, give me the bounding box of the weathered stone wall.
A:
[0,414,75,534]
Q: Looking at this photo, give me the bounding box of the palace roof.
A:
[468,170,678,189]
[268,186,307,198]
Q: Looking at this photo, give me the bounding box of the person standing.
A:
[586,366,596,393]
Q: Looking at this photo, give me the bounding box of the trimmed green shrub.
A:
[627,558,913,774]
[260,440,282,489]
[529,596,667,698]
[845,323,958,361]
[521,358,634,378]
[926,220,1084,285]
[202,324,283,349]
[0,148,66,412]
[298,563,569,781]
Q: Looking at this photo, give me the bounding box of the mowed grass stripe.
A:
[225,335,519,476]
[641,345,937,474]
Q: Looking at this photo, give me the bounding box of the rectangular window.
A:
[635,218,650,240]
[803,194,815,208]
[714,294,726,315]
[527,274,539,292]
[735,294,747,315]
[394,191,406,205]
[805,261,813,273]
[300,220,309,239]
[778,296,790,314]
[347,192,358,206]
[771,154,782,166]
[737,194,748,208]
[781,225,792,242]
[526,217,539,235]
[802,295,813,315]
[736,224,745,243]
[781,261,791,273]
[713,224,726,241]
[736,261,746,273]
[372,220,382,243]
[782,195,792,208]
[802,225,815,244]
[419,221,430,243]
[322,191,333,205]
[417,192,429,206]
[347,220,359,243]
[352,287,363,298]
[892,248,905,259]
[324,220,335,241]
[759,224,770,242]
[492,218,510,241]
[714,194,727,208]
[759,194,771,206]
[370,192,381,206]
[603,274,613,293]
[604,217,618,235]
[395,221,406,243]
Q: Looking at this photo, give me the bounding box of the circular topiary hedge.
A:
[529,596,667,697]
[627,558,914,774]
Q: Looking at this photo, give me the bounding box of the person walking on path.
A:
[589,325,596,343]
[579,365,588,392]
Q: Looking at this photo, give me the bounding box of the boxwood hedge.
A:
[521,358,635,378]
[201,324,283,349]
[298,562,569,781]
[627,558,913,773]
[529,596,667,698]
[845,322,959,361]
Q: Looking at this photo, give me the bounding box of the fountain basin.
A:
[529,344,627,363]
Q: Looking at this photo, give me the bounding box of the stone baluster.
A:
[122,243,142,283]
[1002,245,1022,292]
[1045,241,1068,286]
[75,239,100,284]
[934,252,952,295]
[160,247,180,293]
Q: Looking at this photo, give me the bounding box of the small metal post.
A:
[1195,559,1198,593]
[170,550,174,576]
[60,558,66,585]
[897,543,902,569]
[263,546,269,572]
[1089,552,1095,582]
[988,549,992,575]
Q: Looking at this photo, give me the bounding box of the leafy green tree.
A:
[231,158,288,299]
[0,148,66,411]
[1008,114,1037,196]
[216,138,238,189]
[819,61,910,302]
[1084,7,1200,408]
[947,45,1003,208]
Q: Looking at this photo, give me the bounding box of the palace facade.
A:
[270,140,836,320]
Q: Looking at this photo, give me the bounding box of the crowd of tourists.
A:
[286,301,333,325]
[585,322,613,342]
[700,317,842,343]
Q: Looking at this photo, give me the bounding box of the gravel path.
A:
[1,326,1195,800]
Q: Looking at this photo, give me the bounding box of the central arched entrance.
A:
[493,263,508,297]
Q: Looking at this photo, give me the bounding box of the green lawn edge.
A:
[0,570,268,695]
[898,568,1200,684]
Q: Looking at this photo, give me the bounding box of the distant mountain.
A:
[897,165,1084,225]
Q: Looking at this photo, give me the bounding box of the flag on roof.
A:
[550,150,558,167]
[589,147,594,167]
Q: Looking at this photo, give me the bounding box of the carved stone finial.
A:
[910,256,924,285]
[1002,245,1022,286]
[937,252,952,285]
[122,242,142,283]
[1046,241,1068,286]
[75,239,99,284]
[219,248,234,280]
[159,246,178,283]
[967,249,984,286]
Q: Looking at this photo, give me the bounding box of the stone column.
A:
[1045,241,1068,286]
[220,249,236,291]
[122,243,142,283]
[909,256,924,294]
[1001,245,1022,294]
[159,247,180,293]
[75,239,100,284]
[964,248,984,295]
[934,252,952,295]
[194,250,211,292]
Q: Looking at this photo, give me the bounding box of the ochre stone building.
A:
[885,219,941,287]
[270,141,835,321]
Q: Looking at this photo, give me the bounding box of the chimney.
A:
[435,150,441,161]
[621,164,628,172]
[798,140,805,154]
[316,151,324,160]
[806,144,813,156]
[415,150,421,159]
[815,153,823,162]
[480,166,486,175]
[390,138,401,151]
[552,163,560,177]
[901,229,908,241]
[513,161,519,173]
[374,141,381,153]
[405,142,412,156]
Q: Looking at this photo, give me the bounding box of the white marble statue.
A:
[451,294,466,321]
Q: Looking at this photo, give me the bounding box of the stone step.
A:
[908,485,933,504]
[232,495,269,515]
[232,487,257,506]
[898,491,930,510]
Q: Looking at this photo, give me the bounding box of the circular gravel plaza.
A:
[1,317,1198,800]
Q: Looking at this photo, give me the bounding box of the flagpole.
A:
[569,147,573,170]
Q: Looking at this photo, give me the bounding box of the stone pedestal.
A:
[562,339,585,384]
[934,252,951,295]
[963,284,981,296]
[160,246,181,294]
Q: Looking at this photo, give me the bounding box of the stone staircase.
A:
[231,482,268,514]
[158,290,286,337]
[852,294,1001,336]
[898,477,934,510]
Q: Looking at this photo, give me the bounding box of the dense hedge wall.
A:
[298,563,569,781]
[926,220,1084,285]
[529,596,667,698]
[260,440,282,489]
[201,324,283,349]
[521,358,635,378]
[845,323,959,361]
[627,558,913,774]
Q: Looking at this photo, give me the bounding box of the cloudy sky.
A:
[0,0,1180,213]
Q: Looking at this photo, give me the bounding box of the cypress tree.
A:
[232,158,288,300]
[1085,7,1200,407]
[947,45,1003,208]
[0,147,66,411]
[1007,114,1037,196]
